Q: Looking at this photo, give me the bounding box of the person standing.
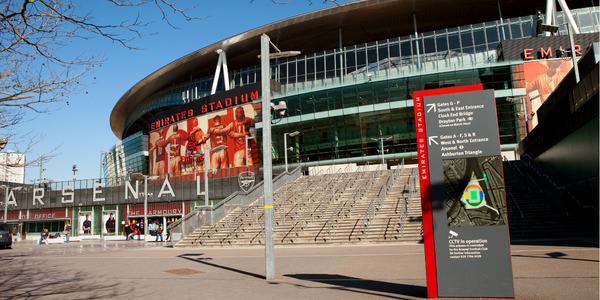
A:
[155,225,164,242]
[105,213,116,234]
[82,215,91,234]
[64,221,71,243]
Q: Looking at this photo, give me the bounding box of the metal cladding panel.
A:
[498,33,600,60]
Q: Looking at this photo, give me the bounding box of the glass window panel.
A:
[448,33,460,49]
[400,41,412,56]
[389,43,400,58]
[510,23,522,39]
[473,29,485,45]
[325,55,334,71]
[521,21,533,37]
[296,60,305,83]
[356,50,367,67]
[436,36,448,51]
[306,58,315,75]
[378,46,389,61]
[578,12,592,27]
[346,51,356,73]
[316,56,324,73]
[461,32,473,47]
[486,27,499,43]
[424,37,436,53]
[367,47,377,65]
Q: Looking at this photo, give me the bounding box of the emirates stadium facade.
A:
[107,0,599,179]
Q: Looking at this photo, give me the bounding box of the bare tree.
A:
[0,0,204,171]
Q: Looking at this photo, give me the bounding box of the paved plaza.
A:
[0,239,597,299]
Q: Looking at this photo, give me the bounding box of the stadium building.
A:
[107,0,598,176]
[3,0,598,241]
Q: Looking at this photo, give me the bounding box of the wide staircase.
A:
[504,160,598,240]
[176,165,423,247]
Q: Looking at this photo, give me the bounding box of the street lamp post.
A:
[371,136,393,166]
[284,131,300,173]
[132,172,160,237]
[38,161,46,187]
[99,151,111,181]
[261,34,299,280]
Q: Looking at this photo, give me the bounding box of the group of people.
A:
[38,220,71,244]
[150,106,257,175]
[124,221,167,242]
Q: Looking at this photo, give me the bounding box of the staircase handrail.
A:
[545,190,569,217]
[170,166,302,245]
[526,174,542,193]
[506,191,524,218]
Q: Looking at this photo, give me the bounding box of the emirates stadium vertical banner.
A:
[148,83,262,178]
[414,84,514,298]
[524,59,572,130]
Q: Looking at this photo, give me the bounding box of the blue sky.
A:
[16,0,352,183]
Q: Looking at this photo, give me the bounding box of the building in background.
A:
[0,150,25,184]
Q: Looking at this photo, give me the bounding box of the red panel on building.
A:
[127,202,184,218]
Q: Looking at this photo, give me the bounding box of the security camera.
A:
[448,230,458,238]
[270,101,288,124]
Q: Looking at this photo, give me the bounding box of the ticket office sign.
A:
[420,89,514,298]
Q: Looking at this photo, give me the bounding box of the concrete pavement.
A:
[0,239,597,299]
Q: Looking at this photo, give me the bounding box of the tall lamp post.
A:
[284,131,300,173]
[203,140,227,208]
[371,136,393,166]
[261,34,299,280]
[131,172,160,237]
[99,151,111,182]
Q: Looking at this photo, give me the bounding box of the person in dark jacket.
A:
[106,213,116,233]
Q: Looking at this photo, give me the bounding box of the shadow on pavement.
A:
[510,237,599,248]
[0,258,120,299]
[177,253,265,279]
[512,251,599,263]
[284,274,426,299]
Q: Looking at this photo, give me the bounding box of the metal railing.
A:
[506,191,524,218]
[545,190,569,217]
[399,169,417,238]
[169,166,302,245]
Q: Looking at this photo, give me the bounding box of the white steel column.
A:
[556,0,580,34]
[413,13,421,70]
[211,49,231,95]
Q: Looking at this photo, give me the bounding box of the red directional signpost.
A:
[414,84,515,298]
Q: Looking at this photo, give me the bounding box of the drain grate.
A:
[164,268,205,276]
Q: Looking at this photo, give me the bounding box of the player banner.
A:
[148,84,262,178]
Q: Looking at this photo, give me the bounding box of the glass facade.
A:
[103,131,148,184]
[119,6,598,172]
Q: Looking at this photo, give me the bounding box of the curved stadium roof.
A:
[110,0,594,139]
